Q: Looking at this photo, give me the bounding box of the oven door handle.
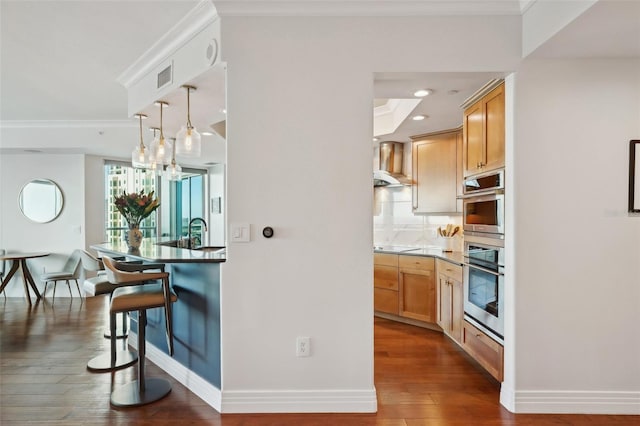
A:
[464,262,503,277]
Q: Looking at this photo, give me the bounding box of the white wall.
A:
[0,153,86,297]
[208,163,226,246]
[219,15,521,412]
[512,58,640,413]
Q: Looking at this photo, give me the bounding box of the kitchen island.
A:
[91,240,225,401]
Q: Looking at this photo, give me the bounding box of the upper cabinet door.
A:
[483,84,505,173]
[463,103,484,177]
[462,82,505,177]
[412,130,459,214]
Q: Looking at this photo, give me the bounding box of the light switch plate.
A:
[230,223,250,242]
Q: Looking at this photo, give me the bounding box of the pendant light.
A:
[164,138,182,181]
[131,114,149,168]
[147,128,162,175]
[149,101,172,165]
[175,85,201,157]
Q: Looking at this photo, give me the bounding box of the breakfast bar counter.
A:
[91,240,226,264]
[91,240,225,394]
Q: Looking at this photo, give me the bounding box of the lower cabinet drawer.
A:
[462,320,504,382]
[374,288,399,315]
[374,264,399,290]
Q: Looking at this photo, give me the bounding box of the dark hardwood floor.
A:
[1,296,637,425]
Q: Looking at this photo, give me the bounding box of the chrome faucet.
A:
[188,217,208,249]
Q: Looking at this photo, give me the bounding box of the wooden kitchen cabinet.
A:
[436,259,463,344]
[398,255,436,323]
[410,128,461,214]
[462,320,504,382]
[462,82,505,177]
[374,253,399,315]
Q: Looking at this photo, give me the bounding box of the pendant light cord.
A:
[138,115,145,150]
[159,102,165,142]
[186,87,193,130]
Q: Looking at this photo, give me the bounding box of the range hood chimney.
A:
[374,141,412,187]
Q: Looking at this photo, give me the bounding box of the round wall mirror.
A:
[18,179,64,223]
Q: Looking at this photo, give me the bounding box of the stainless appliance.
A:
[373,141,411,187]
[462,191,504,236]
[463,169,504,196]
[463,234,504,343]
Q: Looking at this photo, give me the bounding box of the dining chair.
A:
[41,249,83,299]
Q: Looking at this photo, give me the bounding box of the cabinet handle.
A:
[476,334,482,338]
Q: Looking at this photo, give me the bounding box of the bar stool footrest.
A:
[110,378,172,407]
[103,329,128,339]
[87,350,138,373]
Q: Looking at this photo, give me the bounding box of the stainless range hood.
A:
[374,141,412,187]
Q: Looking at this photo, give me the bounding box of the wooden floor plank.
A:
[1,297,639,425]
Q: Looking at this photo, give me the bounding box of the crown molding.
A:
[0,120,136,129]
[117,0,218,89]
[213,1,523,17]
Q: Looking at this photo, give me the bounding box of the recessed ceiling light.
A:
[373,137,379,142]
[412,115,427,121]
[201,131,214,136]
[414,89,432,97]
[447,89,459,95]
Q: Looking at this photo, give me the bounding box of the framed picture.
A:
[628,140,640,212]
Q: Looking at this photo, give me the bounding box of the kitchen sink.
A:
[156,240,225,253]
[192,246,225,253]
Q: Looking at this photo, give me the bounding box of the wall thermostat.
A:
[262,226,274,238]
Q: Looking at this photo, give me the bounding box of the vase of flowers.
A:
[113,190,160,251]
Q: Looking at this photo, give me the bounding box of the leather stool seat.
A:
[111,284,177,313]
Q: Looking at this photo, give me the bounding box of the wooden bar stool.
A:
[100,256,178,407]
[86,257,167,373]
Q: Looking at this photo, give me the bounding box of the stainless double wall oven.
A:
[462,169,505,343]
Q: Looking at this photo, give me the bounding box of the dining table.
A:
[0,252,49,304]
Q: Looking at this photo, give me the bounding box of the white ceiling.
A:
[1,0,639,160]
[0,0,200,122]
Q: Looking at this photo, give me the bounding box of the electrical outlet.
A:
[296,336,311,357]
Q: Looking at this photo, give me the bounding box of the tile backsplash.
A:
[373,186,463,252]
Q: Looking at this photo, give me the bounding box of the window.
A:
[163,172,206,242]
[104,162,207,244]
[104,162,159,244]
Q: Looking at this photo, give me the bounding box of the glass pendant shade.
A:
[150,135,172,165]
[175,85,201,157]
[150,101,172,165]
[165,138,182,181]
[131,145,149,168]
[165,161,182,181]
[175,124,201,157]
[131,114,149,169]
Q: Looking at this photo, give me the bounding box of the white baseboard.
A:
[130,333,377,414]
[128,332,222,412]
[221,388,378,413]
[511,390,640,414]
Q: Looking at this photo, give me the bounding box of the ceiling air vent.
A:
[156,62,173,90]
